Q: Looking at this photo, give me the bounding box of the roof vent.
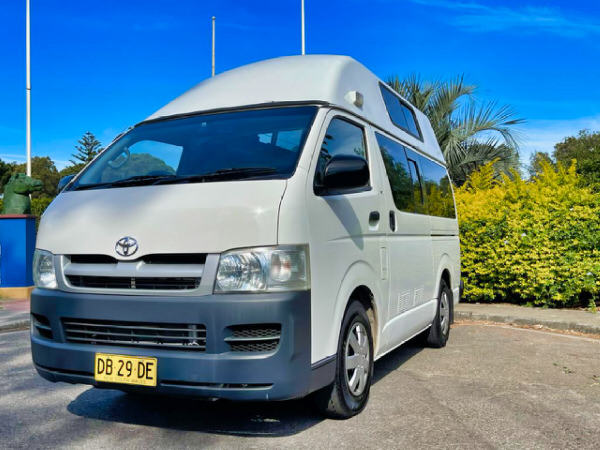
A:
[345,91,364,108]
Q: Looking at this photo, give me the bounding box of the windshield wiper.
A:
[73,168,278,190]
[155,167,278,185]
[110,174,176,186]
[72,181,114,191]
[73,174,176,191]
[206,167,278,175]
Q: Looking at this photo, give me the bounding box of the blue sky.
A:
[1,0,599,169]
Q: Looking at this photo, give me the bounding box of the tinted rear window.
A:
[379,85,422,140]
[419,156,456,219]
[375,133,414,212]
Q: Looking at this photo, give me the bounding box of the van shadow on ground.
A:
[67,337,424,437]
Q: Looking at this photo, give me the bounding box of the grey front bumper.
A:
[30,288,324,401]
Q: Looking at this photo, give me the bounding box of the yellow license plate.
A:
[94,353,157,387]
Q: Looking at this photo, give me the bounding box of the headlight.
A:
[215,245,309,293]
[33,249,57,289]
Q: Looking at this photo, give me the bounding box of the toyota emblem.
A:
[115,236,138,257]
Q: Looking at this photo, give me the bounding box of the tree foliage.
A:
[387,74,524,186]
[1,157,60,199]
[0,158,12,194]
[72,131,102,165]
[553,129,600,187]
[527,151,555,179]
[456,160,600,307]
[60,131,103,178]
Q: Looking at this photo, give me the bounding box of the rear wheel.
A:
[313,300,374,419]
[425,280,452,348]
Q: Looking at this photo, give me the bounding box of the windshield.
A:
[69,106,318,191]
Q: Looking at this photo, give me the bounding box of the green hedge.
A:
[455,161,600,308]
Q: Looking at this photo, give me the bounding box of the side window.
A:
[375,133,415,212]
[314,118,367,192]
[419,156,456,219]
[404,148,426,214]
[379,85,422,140]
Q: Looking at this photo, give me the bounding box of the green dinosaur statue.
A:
[2,173,43,215]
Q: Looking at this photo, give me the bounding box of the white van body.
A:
[31,55,460,417]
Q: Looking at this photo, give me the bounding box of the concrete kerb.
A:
[0,318,29,333]
[455,305,600,336]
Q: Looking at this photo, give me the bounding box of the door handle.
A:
[369,211,380,222]
[389,211,396,231]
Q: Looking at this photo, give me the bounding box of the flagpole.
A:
[26,0,32,176]
[301,0,305,55]
[212,16,215,77]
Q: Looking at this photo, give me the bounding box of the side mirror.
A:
[323,155,369,190]
[58,174,75,192]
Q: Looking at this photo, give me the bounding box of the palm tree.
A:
[387,74,524,186]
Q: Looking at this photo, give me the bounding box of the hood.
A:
[37,180,287,257]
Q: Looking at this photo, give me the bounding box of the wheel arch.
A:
[332,261,382,356]
[434,253,454,323]
[347,285,379,354]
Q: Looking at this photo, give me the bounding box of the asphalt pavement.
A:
[1,324,599,448]
[0,298,29,332]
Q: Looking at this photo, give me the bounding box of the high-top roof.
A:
[145,55,443,162]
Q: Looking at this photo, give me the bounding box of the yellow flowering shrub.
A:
[455,161,600,307]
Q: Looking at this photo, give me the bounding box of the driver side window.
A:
[313,118,367,191]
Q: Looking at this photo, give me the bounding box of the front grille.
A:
[70,254,117,264]
[68,254,207,265]
[66,276,200,290]
[62,253,208,293]
[63,319,206,351]
[225,324,281,352]
[142,254,207,265]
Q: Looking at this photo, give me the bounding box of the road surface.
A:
[1,323,599,449]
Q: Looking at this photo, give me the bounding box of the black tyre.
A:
[425,280,452,348]
[313,300,374,419]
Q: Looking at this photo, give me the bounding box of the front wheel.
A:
[313,301,374,419]
[425,280,452,348]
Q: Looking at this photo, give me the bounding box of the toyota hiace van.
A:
[31,55,461,418]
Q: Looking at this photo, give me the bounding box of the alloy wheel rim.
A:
[344,322,370,396]
[440,291,450,335]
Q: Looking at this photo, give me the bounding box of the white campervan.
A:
[31,55,461,418]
